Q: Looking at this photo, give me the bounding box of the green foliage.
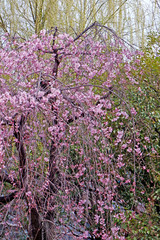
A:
[125,211,160,240]
[123,32,160,239]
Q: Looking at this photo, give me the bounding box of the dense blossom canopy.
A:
[0,26,156,240]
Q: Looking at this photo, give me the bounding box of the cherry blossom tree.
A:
[0,23,153,240]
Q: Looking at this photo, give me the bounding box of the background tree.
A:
[0,0,160,47]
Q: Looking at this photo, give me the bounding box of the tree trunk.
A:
[30,207,43,240]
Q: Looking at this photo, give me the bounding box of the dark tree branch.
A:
[52,27,58,48]
[52,49,60,76]
[73,22,97,42]
[96,86,114,105]
[14,114,27,188]
[0,191,18,204]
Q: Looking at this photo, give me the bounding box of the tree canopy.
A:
[0,23,159,239]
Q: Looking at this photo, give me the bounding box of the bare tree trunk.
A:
[30,208,43,240]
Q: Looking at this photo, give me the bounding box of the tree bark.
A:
[30,208,43,240]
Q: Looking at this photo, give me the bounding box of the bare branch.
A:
[73,22,97,42]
